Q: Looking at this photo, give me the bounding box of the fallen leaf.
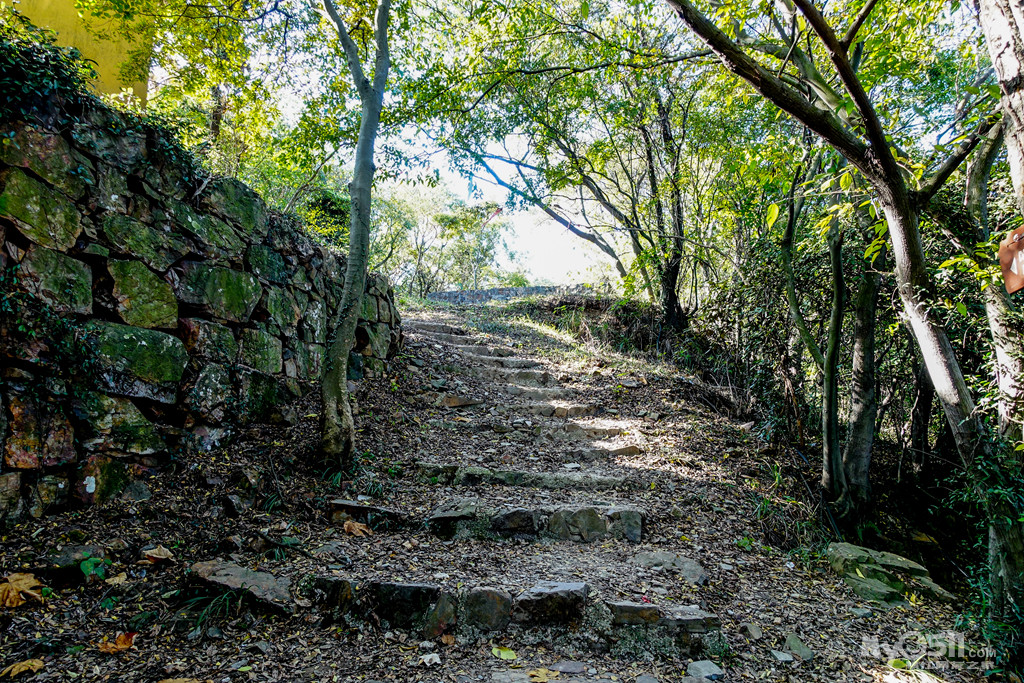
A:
[440,634,456,646]
[104,572,128,586]
[491,646,516,660]
[98,632,137,653]
[138,545,175,565]
[157,679,205,683]
[0,573,44,608]
[528,669,560,681]
[343,520,373,537]
[0,659,44,678]
[417,653,441,667]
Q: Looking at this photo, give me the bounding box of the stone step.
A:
[516,402,598,418]
[460,352,542,369]
[427,498,644,542]
[453,343,515,357]
[415,462,632,490]
[462,366,552,385]
[503,384,570,400]
[559,421,626,439]
[299,575,720,659]
[405,321,467,336]
[556,444,642,462]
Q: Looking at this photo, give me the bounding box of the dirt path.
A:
[0,301,983,682]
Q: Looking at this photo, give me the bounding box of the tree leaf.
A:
[343,520,373,537]
[766,203,780,228]
[0,573,44,608]
[491,646,516,660]
[0,659,44,678]
[98,632,137,653]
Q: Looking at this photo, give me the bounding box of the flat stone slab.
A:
[417,462,630,491]
[687,660,724,679]
[515,581,590,623]
[426,499,644,542]
[607,600,660,625]
[632,551,708,585]
[191,560,292,611]
[329,499,407,528]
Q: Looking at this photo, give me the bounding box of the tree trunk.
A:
[976,0,1024,214]
[320,0,391,466]
[821,223,846,507]
[910,357,935,469]
[842,240,884,512]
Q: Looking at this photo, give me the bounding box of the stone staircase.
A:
[185,314,725,673]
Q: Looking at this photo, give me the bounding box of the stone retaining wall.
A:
[0,100,402,523]
[426,284,611,305]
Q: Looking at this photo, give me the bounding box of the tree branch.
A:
[839,0,879,52]
[916,113,1000,204]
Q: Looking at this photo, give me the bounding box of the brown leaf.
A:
[104,572,128,586]
[343,520,373,537]
[528,670,560,682]
[440,634,456,646]
[0,573,44,608]
[138,545,175,565]
[97,632,137,653]
[0,659,44,678]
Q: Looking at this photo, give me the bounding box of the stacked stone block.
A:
[0,102,402,523]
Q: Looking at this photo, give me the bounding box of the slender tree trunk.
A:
[976,0,1024,214]
[320,0,391,466]
[910,357,935,469]
[842,240,884,511]
[821,223,847,507]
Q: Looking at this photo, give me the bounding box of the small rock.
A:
[191,560,292,612]
[463,586,513,631]
[771,650,793,662]
[120,480,152,502]
[515,581,589,623]
[784,633,815,660]
[850,607,873,618]
[739,622,763,640]
[632,551,708,585]
[686,660,724,680]
[635,676,660,683]
[418,640,436,651]
[550,661,587,674]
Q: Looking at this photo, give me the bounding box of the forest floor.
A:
[0,297,996,683]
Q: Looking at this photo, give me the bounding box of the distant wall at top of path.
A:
[426,285,612,305]
[0,91,402,524]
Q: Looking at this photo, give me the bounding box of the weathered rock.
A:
[309,576,359,615]
[463,586,513,631]
[843,575,902,602]
[658,606,721,632]
[75,454,129,504]
[191,560,293,612]
[686,660,724,680]
[71,392,164,454]
[169,200,245,258]
[0,169,82,250]
[184,364,233,423]
[200,177,268,241]
[329,499,406,528]
[4,395,76,468]
[427,498,482,539]
[85,321,188,403]
[300,297,327,343]
[176,261,262,323]
[108,260,177,328]
[247,245,289,284]
[739,622,763,640]
[606,506,644,542]
[784,633,815,660]
[19,244,92,314]
[548,506,607,542]
[369,582,441,628]
[0,127,91,197]
[120,480,152,501]
[514,581,589,623]
[239,328,283,374]
[29,475,68,517]
[44,544,106,569]
[771,650,793,663]
[606,601,660,625]
[102,213,188,272]
[632,551,708,585]
[491,507,543,536]
[264,286,301,335]
[179,318,238,363]
[915,576,955,602]
[236,369,282,421]
[0,472,22,521]
[422,592,458,638]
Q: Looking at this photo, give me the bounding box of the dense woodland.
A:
[3,0,1024,667]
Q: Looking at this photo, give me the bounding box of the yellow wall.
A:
[17,0,148,104]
